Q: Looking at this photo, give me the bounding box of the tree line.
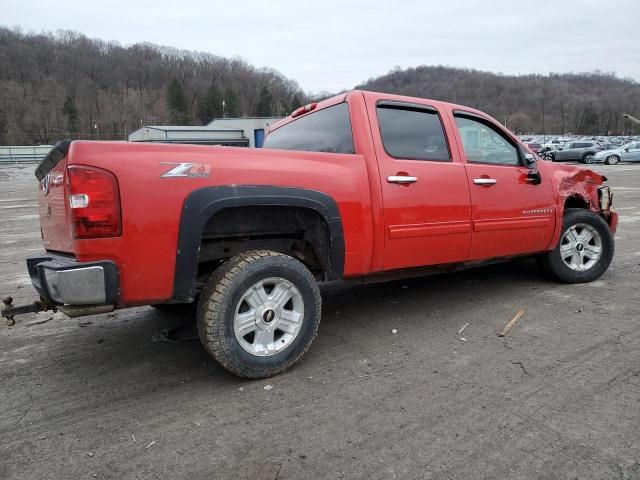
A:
[355,65,640,136]
[0,27,306,145]
[2,26,639,146]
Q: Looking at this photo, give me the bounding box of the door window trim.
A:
[453,110,525,167]
[376,100,452,162]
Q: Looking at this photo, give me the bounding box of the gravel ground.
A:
[1,162,639,480]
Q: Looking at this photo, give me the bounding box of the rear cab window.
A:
[376,102,450,161]
[263,103,355,154]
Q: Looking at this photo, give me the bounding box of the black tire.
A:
[605,155,620,165]
[197,250,321,379]
[542,153,554,161]
[539,208,614,283]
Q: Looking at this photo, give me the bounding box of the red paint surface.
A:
[37,91,614,307]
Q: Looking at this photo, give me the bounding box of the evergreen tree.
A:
[256,86,273,116]
[62,95,79,135]
[197,83,224,124]
[290,94,302,112]
[224,87,240,117]
[167,78,189,124]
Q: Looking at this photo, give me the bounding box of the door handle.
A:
[387,175,418,184]
[473,178,497,185]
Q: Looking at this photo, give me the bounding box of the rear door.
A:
[451,111,556,260]
[365,97,472,270]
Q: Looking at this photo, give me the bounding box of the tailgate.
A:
[36,141,74,253]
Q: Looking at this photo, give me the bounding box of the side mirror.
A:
[522,151,537,168]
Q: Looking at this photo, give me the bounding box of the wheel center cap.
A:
[575,243,584,252]
[263,309,275,323]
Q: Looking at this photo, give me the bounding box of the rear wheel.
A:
[539,209,614,283]
[605,155,620,165]
[197,250,321,378]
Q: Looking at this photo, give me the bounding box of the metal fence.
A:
[0,146,52,164]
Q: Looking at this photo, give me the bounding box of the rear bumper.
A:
[27,254,119,306]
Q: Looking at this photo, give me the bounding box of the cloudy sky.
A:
[3,0,639,93]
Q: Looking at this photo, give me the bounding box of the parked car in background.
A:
[542,141,603,163]
[526,142,542,153]
[593,142,640,165]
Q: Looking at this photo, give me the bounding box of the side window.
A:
[454,115,520,165]
[262,103,354,154]
[377,105,450,161]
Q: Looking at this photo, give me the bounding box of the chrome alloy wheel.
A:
[234,277,304,356]
[559,223,602,272]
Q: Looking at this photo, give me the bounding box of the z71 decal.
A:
[160,162,211,178]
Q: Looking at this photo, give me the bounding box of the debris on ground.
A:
[575,308,583,313]
[85,452,94,457]
[131,434,136,442]
[263,385,273,391]
[457,322,470,336]
[512,361,529,375]
[26,317,53,327]
[391,329,398,334]
[79,321,92,327]
[498,309,525,337]
[459,337,467,342]
[238,387,244,392]
[145,441,157,449]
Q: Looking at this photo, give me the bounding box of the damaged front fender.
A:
[545,163,618,233]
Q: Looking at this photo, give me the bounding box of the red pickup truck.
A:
[2,90,618,378]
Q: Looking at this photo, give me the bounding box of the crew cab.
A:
[2,90,618,378]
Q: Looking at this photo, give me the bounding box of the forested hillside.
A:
[0,28,305,145]
[356,66,640,135]
[2,27,639,146]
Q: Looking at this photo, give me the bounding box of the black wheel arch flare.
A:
[171,186,345,302]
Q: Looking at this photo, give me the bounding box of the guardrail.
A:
[0,146,53,164]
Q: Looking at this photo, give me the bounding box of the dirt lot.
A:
[1,162,639,480]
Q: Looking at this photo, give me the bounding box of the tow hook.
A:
[1,296,57,326]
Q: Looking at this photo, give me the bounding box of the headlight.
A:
[599,186,612,211]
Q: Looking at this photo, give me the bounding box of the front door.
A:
[452,113,556,260]
[622,142,640,162]
[368,99,472,270]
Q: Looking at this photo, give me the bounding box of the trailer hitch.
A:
[1,296,57,326]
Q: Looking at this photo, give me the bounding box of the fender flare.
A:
[172,185,345,302]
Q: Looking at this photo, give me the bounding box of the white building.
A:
[128,117,283,148]
[207,117,282,148]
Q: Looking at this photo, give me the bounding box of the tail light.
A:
[66,165,122,239]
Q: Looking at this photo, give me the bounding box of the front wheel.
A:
[582,153,595,164]
[197,250,321,378]
[539,209,614,283]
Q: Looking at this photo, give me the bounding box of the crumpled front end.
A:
[552,165,618,233]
